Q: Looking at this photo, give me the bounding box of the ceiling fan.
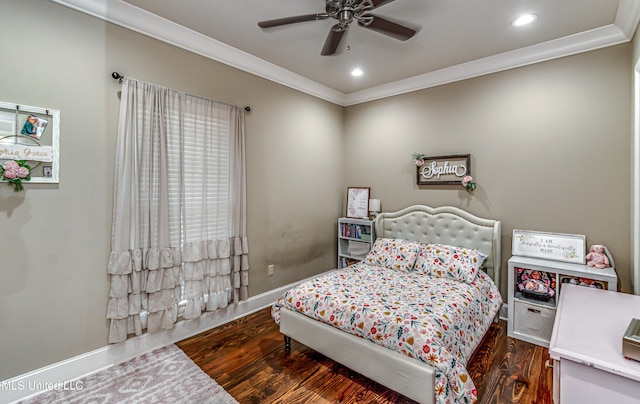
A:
[257,0,416,56]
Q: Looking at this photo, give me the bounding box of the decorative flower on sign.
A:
[411,152,427,167]
[461,175,476,193]
[1,160,31,192]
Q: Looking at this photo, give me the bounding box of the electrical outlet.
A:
[267,264,275,276]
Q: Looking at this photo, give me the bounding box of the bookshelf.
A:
[337,217,375,269]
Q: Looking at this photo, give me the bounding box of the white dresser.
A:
[549,284,640,404]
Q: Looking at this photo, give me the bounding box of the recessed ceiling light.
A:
[351,68,363,77]
[512,13,537,27]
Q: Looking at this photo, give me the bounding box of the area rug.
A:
[19,344,238,404]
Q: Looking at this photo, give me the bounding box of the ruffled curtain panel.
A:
[107,78,249,343]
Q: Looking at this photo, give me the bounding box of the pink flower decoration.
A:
[4,160,19,171]
[16,167,29,178]
[1,160,31,191]
[3,169,17,179]
[461,175,476,192]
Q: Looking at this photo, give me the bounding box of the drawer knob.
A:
[545,359,554,369]
[527,307,541,314]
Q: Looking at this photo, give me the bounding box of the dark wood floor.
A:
[177,307,553,404]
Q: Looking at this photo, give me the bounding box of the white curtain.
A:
[106,78,249,344]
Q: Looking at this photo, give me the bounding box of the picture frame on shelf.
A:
[512,229,586,264]
[346,187,370,219]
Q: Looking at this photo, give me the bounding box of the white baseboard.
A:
[0,274,324,404]
[499,302,508,321]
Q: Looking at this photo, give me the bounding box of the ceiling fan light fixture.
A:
[351,68,364,77]
[257,0,415,56]
[512,13,537,27]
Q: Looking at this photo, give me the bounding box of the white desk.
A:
[549,284,640,403]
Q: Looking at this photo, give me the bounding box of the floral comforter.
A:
[272,262,502,404]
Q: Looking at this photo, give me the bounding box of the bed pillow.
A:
[414,243,488,283]
[364,238,421,272]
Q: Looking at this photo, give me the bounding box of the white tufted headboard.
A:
[374,205,502,288]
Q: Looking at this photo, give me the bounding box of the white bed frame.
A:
[279,205,502,404]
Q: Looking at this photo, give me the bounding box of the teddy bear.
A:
[586,244,610,269]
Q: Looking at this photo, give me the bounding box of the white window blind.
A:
[134,96,233,249]
[166,102,232,246]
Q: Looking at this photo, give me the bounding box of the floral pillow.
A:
[414,243,488,283]
[364,238,421,272]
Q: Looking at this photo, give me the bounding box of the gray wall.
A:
[0,0,634,383]
[344,44,632,296]
[0,0,343,380]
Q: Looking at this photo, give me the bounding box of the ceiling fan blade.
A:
[321,25,347,56]
[369,0,397,10]
[358,14,416,40]
[258,13,329,28]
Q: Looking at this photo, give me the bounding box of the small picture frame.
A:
[346,187,370,219]
[20,114,48,140]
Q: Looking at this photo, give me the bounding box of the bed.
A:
[272,205,503,404]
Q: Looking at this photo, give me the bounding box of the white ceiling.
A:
[52,0,640,106]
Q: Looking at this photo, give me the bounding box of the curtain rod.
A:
[111,72,251,112]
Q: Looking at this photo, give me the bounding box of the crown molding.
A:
[51,0,639,107]
[615,0,640,38]
[49,0,346,105]
[344,24,629,105]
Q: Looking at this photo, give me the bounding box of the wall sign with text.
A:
[512,230,586,264]
[416,154,470,185]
